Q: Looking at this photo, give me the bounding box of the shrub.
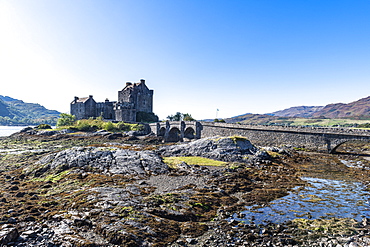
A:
[37,124,52,129]
[116,122,130,131]
[57,113,76,127]
[136,111,159,123]
[103,121,115,131]
[358,123,370,128]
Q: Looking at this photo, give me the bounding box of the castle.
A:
[71,79,155,122]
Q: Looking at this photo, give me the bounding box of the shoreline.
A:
[0,130,369,246]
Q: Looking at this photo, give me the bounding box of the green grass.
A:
[32,169,70,182]
[290,118,370,127]
[163,156,227,168]
[55,119,144,132]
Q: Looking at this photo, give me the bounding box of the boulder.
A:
[34,146,169,177]
[158,136,259,162]
[0,227,19,245]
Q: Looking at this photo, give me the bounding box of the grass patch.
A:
[290,118,370,127]
[163,156,227,168]
[55,119,144,132]
[33,169,70,182]
[230,136,247,143]
[292,218,358,236]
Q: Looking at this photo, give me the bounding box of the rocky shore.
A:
[0,128,369,246]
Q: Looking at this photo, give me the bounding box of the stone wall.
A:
[71,79,155,122]
[150,121,370,153]
[117,80,153,114]
[200,122,370,153]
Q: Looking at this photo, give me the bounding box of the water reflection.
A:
[235,177,370,225]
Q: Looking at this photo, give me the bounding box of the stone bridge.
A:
[149,121,203,142]
[149,121,370,153]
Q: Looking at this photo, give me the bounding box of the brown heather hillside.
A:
[312,96,370,119]
[225,113,292,125]
[271,106,324,118]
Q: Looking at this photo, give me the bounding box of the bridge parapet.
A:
[199,122,370,153]
[200,122,370,136]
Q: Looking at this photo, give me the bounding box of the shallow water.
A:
[234,177,370,225]
[0,126,27,137]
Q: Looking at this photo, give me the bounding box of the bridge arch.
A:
[329,140,370,154]
[184,127,195,139]
[158,127,166,137]
[167,127,181,142]
[328,140,348,154]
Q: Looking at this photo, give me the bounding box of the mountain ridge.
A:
[0,95,60,125]
[269,96,370,119]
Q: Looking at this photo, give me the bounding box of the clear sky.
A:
[1,0,370,120]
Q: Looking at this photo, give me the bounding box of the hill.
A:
[0,95,60,125]
[269,96,370,119]
[311,96,370,119]
[270,106,324,118]
[225,113,291,125]
[226,96,370,126]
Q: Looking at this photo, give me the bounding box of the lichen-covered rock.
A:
[34,146,168,177]
[158,136,260,162]
[0,226,19,245]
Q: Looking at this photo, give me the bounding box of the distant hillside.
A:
[227,95,370,126]
[0,95,60,125]
[225,113,291,125]
[0,95,18,102]
[312,96,370,118]
[0,100,12,117]
[271,106,324,118]
[268,96,370,119]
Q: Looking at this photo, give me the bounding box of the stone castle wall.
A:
[71,79,154,122]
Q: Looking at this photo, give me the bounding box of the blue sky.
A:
[1,0,370,120]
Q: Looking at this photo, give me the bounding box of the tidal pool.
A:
[235,177,370,225]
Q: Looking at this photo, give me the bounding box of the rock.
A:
[15,192,26,197]
[9,185,19,191]
[0,227,19,245]
[34,146,169,177]
[361,217,369,227]
[7,217,16,224]
[177,161,191,170]
[36,130,59,136]
[25,216,36,222]
[158,136,259,162]
[73,218,92,227]
[127,130,147,136]
[107,133,123,139]
[20,127,33,133]
[186,238,197,244]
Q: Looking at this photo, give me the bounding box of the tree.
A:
[167,112,196,121]
[183,113,195,121]
[57,113,76,127]
[167,112,182,121]
[136,111,159,123]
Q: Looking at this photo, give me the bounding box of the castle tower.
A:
[114,79,154,122]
